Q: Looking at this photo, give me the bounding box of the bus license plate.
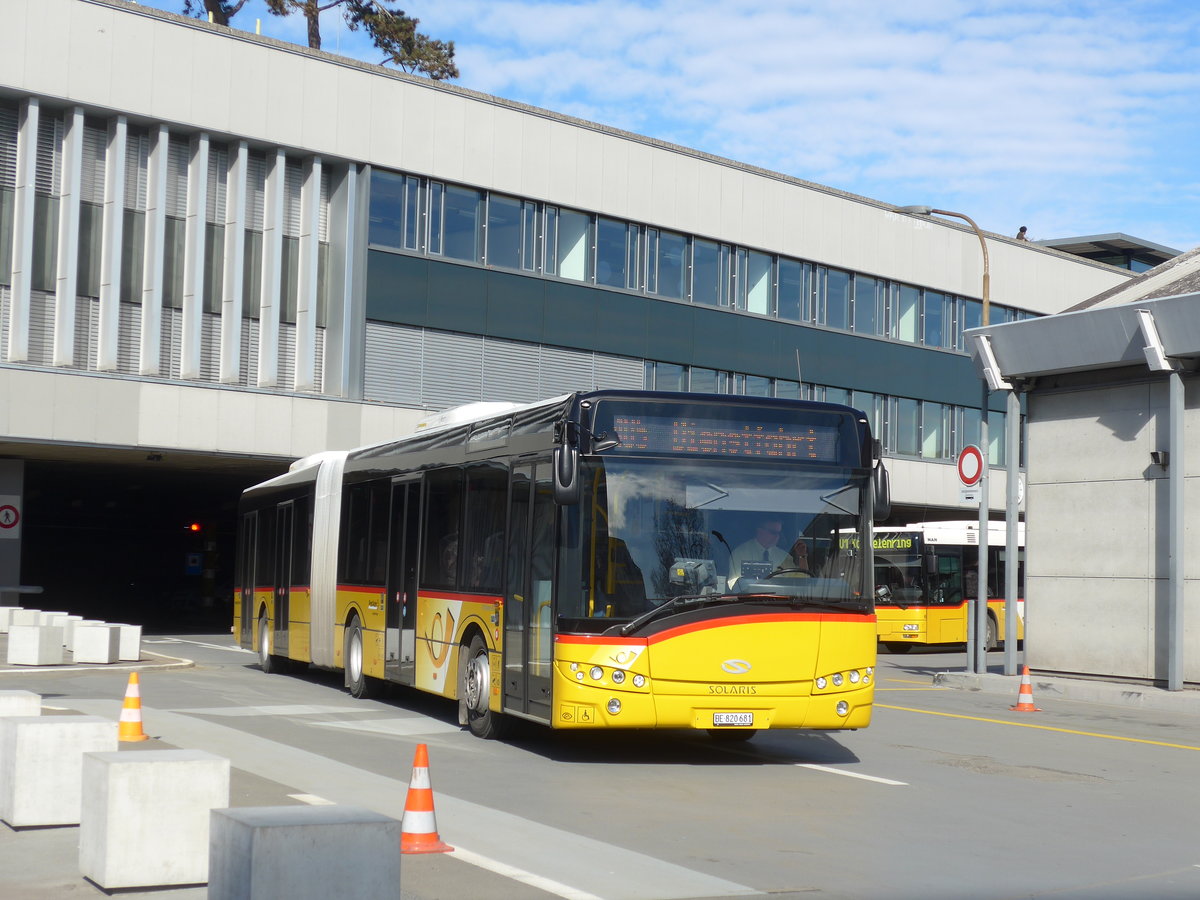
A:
[713,712,753,727]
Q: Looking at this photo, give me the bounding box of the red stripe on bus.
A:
[556,611,875,645]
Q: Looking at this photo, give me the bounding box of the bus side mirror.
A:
[924,548,938,577]
[553,441,581,505]
[872,462,891,521]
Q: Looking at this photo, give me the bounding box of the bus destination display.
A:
[611,414,840,460]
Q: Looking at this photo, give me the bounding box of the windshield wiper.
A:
[617,593,739,636]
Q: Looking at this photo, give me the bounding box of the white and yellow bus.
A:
[867,520,1024,652]
[235,390,890,740]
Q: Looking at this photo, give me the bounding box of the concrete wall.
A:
[0,0,1129,318]
[1024,376,1200,681]
[0,367,424,460]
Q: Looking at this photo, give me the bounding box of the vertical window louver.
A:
[35,109,62,195]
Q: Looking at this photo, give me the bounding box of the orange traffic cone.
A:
[118,672,150,742]
[400,743,453,854]
[1009,665,1041,712]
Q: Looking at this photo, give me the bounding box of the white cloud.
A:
[129,0,1200,248]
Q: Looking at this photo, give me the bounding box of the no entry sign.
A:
[957,445,984,487]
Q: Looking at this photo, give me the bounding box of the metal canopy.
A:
[969,292,1200,380]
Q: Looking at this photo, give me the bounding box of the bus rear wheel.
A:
[345,617,375,699]
[461,634,507,740]
[258,615,279,674]
[985,615,999,652]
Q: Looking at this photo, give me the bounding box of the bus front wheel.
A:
[985,615,999,652]
[461,634,507,740]
[345,617,375,699]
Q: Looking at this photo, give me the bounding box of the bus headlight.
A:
[590,666,604,681]
[836,701,849,716]
[815,676,827,689]
[607,698,622,715]
[611,669,626,684]
[832,673,844,687]
[848,670,860,683]
[575,671,585,681]
[632,674,646,688]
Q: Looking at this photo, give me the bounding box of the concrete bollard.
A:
[37,610,69,626]
[0,607,21,633]
[7,624,65,665]
[9,609,42,627]
[0,691,41,717]
[208,805,403,900]
[74,625,121,664]
[0,716,117,827]
[80,749,230,890]
[66,619,104,653]
[109,623,143,661]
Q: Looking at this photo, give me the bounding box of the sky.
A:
[137,0,1200,251]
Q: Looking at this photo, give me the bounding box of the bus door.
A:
[238,511,257,646]
[933,546,966,643]
[273,501,294,656]
[504,462,554,720]
[385,477,421,685]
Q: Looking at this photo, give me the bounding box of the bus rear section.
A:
[552,608,876,732]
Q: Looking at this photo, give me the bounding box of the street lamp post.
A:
[900,206,990,675]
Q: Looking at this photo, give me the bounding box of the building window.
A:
[892,396,920,456]
[440,184,483,263]
[595,216,637,289]
[822,267,851,330]
[646,228,686,299]
[777,258,810,322]
[553,207,589,282]
[923,290,947,348]
[921,401,948,459]
[691,238,729,306]
[736,249,772,315]
[485,193,525,270]
[853,274,882,335]
[891,283,920,343]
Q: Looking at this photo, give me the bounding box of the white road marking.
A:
[313,717,461,737]
[797,763,908,785]
[452,846,605,900]
[289,793,336,805]
[146,637,252,653]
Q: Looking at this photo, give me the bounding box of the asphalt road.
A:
[4,637,1200,899]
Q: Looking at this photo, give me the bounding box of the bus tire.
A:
[985,615,998,652]
[461,634,507,740]
[344,616,375,699]
[258,614,279,674]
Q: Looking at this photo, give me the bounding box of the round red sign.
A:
[957,445,984,487]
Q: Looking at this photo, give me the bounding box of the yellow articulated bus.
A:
[235,390,890,740]
[864,520,1025,652]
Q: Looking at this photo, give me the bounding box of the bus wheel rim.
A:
[466,650,488,713]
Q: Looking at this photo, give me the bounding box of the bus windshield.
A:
[558,457,873,631]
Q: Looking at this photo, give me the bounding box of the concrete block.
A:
[0,716,117,826]
[0,606,22,633]
[9,609,42,627]
[7,624,65,665]
[80,749,230,890]
[0,691,41,717]
[57,615,84,643]
[74,625,120,664]
[66,619,104,652]
[208,805,403,900]
[110,623,143,661]
[37,610,69,625]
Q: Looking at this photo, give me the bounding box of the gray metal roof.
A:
[1036,232,1182,263]
[969,287,1200,381]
